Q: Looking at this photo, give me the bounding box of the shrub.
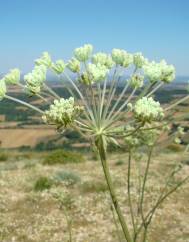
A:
[34,176,53,191]
[81,180,108,193]
[54,170,81,185]
[43,149,84,165]
[115,159,125,166]
[0,152,8,162]
[181,160,189,166]
[167,143,184,152]
[22,160,36,169]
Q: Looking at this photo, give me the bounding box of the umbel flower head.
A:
[0,79,6,99]
[143,60,175,83]
[51,60,65,74]
[134,97,164,123]
[87,63,109,83]
[133,52,148,68]
[111,49,133,67]
[3,68,20,85]
[24,65,47,95]
[35,52,52,68]
[92,52,114,69]
[42,97,83,128]
[129,74,144,89]
[74,44,93,62]
[67,58,80,73]
[160,60,175,83]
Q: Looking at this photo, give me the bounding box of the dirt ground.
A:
[0,151,188,242]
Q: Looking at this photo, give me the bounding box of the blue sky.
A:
[0,0,189,75]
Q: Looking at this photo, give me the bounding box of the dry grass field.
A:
[0,128,56,148]
[0,150,188,242]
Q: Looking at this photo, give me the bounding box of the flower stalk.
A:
[96,135,133,242]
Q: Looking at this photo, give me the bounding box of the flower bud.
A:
[112,49,133,67]
[127,103,133,111]
[174,137,181,144]
[92,52,114,69]
[51,60,65,74]
[35,52,52,68]
[74,44,93,62]
[87,63,108,83]
[67,58,80,73]
[133,52,147,68]
[24,65,47,95]
[4,69,20,85]
[0,79,6,99]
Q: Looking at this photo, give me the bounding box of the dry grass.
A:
[0,151,188,242]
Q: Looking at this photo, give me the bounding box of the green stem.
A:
[136,175,189,238]
[60,204,72,242]
[139,146,153,227]
[164,94,189,111]
[127,151,136,238]
[44,83,60,99]
[5,95,44,114]
[97,136,133,242]
[110,204,123,242]
[141,228,148,242]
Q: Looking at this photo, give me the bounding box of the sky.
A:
[0,0,189,76]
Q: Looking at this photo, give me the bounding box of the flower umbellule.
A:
[0,44,188,242]
[42,97,83,130]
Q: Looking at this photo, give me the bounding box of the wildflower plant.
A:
[0,44,189,242]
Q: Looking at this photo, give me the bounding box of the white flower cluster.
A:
[111,49,133,67]
[129,74,144,89]
[24,65,47,95]
[87,63,109,83]
[133,52,148,68]
[51,60,65,74]
[74,44,93,62]
[143,60,175,83]
[67,58,80,73]
[134,97,164,122]
[35,52,52,68]
[3,69,20,85]
[0,79,6,99]
[92,52,114,69]
[42,97,82,128]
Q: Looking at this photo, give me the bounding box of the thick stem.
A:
[141,228,148,242]
[97,137,133,242]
